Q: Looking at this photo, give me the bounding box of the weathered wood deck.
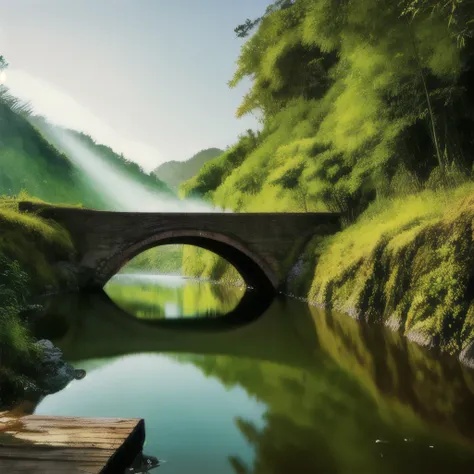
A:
[0,414,145,473]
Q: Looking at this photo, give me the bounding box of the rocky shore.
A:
[33,339,86,395]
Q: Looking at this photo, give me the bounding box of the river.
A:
[28,274,474,473]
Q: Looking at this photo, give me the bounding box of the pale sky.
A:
[0,0,267,171]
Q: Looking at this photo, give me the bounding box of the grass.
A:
[120,245,184,275]
[0,192,75,292]
[182,245,243,284]
[304,183,474,353]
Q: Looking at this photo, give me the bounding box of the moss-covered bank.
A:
[286,185,474,357]
[0,195,77,293]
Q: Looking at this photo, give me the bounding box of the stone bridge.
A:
[19,202,340,296]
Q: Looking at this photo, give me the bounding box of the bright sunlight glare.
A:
[0,70,6,84]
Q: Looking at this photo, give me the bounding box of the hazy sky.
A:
[0,0,268,171]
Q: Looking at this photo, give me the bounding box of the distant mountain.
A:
[153,148,224,191]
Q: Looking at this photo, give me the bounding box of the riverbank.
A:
[0,196,79,409]
[287,184,474,358]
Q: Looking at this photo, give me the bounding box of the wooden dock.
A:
[0,414,146,473]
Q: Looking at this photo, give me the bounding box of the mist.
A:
[45,125,220,213]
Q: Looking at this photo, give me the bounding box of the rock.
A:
[126,453,161,473]
[459,341,474,369]
[34,339,86,395]
[74,369,86,380]
[385,314,402,331]
[405,330,435,348]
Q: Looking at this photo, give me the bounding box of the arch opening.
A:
[100,231,277,321]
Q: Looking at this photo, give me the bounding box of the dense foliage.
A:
[182,0,474,220]
[0,257,43,408]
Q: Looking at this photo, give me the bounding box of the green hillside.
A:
[32,116,173,202]
[0,84,172,208]
[153,147,223,191]
[0,88,106,207]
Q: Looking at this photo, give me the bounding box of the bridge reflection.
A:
[37,292,320,370]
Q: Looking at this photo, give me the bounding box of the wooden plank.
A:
[9,416,138,427]
[0,415,146,474]
[0,459,101,473]
[0,446,115,460]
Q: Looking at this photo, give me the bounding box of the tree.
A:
[0,55,8,71]
[183,0,474,219]
[399,0,474,47]
[234,0,295,38]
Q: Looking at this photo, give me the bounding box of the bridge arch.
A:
[95,228,279,297]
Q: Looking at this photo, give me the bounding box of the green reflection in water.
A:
[30,277,474,473]
[104,274,245,319]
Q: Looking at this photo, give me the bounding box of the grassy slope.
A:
[153,148,224,191]
[0,92,87,407]
[0,195,74,292]
[119,245,184,275]
[301,185,474,354]
[0,102,106,207]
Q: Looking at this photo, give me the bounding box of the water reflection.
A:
[27,278,474,473]
[35,353,268,474]
[104,274,245,319]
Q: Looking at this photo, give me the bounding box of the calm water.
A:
[30,274,474,473]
